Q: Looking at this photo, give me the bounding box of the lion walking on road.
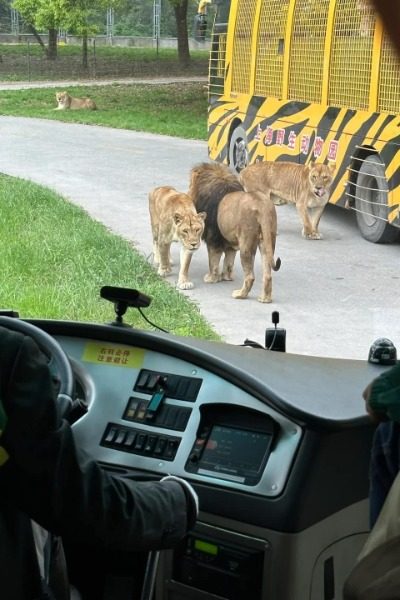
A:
[149,185,206,290]
[240,160,335,239]
[189,162,281,303]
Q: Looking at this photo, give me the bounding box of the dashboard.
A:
[24,318,387,599]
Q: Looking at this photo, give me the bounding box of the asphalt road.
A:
[1,115,400,360]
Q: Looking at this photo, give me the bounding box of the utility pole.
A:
[107,7,114,45]
[11,8,19,36]
[153,0,161,55]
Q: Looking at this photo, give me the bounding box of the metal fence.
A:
[0,2,211,81]
[0,39,209,81]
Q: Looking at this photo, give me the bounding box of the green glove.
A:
[368,362,400,422]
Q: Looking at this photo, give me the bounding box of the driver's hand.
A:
[161,475,199,530]
[1,329,59,441]
[364,362,400,423]
[363,381,387,423]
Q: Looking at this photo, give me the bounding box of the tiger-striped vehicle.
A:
[207,0,400,243]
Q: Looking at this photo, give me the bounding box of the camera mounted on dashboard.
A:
[100,286,152,327]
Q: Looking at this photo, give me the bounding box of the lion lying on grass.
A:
[149,186,206,290]
[239,160,335,239]
[55,91,97,111]
[189,162,281,303]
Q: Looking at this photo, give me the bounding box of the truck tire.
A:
[228,125,249,174]
[355,154,399,243]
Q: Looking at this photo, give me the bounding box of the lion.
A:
[239,160,335,239]
[55,91,97,111]
[149,186,206,290]
[189,162,281,303]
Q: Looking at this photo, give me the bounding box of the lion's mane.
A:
[189,162,243,250]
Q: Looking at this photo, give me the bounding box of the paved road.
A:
[1,115,399,360]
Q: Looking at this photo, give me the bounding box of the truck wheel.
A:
[355,154,399,243]
[228,125,249,173]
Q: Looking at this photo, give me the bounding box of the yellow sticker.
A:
[82,342,145,368]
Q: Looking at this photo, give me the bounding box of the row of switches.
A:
[102,424,181,461]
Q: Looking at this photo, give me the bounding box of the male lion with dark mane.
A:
[55,91,97,111]
[239,160,335,240]
[149,186,206,290]
[189,162,281,303]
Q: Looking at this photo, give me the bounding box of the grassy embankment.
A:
[0,174,219,339]
[0,82,208,139]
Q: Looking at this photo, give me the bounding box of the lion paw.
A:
[301,229,323,240]
[177,281,194,290]
[232,289,248,299]
[204,273,220,283]
[158,267,172,277]
[258,295,272,303]
[221,272,234,281]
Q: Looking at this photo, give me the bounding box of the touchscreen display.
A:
[197,425,273,484]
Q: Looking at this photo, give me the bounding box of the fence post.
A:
[27,40,31,81]
[153,0,161,56]
[92,38,97,79]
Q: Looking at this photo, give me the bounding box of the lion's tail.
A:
[258,209,281,272]
[272,256,281,272]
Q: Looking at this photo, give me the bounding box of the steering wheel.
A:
[0,316,74,418]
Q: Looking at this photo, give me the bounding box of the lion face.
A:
[173,212,206,252]
[308,163,335,198]
[55,91,70,107]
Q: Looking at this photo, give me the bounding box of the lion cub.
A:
[149,186,206,290]
[55,91,97,111]
[240,161,335,239]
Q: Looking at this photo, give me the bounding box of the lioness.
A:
[55,91,97,111]
[239,160,335,239]
[149,186,206,290]
[189,162,281,303]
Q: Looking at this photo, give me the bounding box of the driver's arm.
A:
[0,328,197,551]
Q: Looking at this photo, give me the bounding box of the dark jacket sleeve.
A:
[0,328,190,551]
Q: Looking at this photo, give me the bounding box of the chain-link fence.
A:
[0,41,209,81]
[0,1,212,81]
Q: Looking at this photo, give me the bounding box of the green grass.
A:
[0,174,220,339]
[0,82,208,139]
[0,44,209,62]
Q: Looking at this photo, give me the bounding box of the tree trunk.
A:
[28,25,47,56]
[47,28,58,60]
[82,34,88,69]
[173,0,190,66]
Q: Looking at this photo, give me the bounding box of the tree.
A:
[12,0,67,59]
[12,0,126,67]
[168,0,190,65]
[64,0,126,68]
[62,1,99,69]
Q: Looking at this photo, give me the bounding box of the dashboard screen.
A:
[196,425,273,485]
